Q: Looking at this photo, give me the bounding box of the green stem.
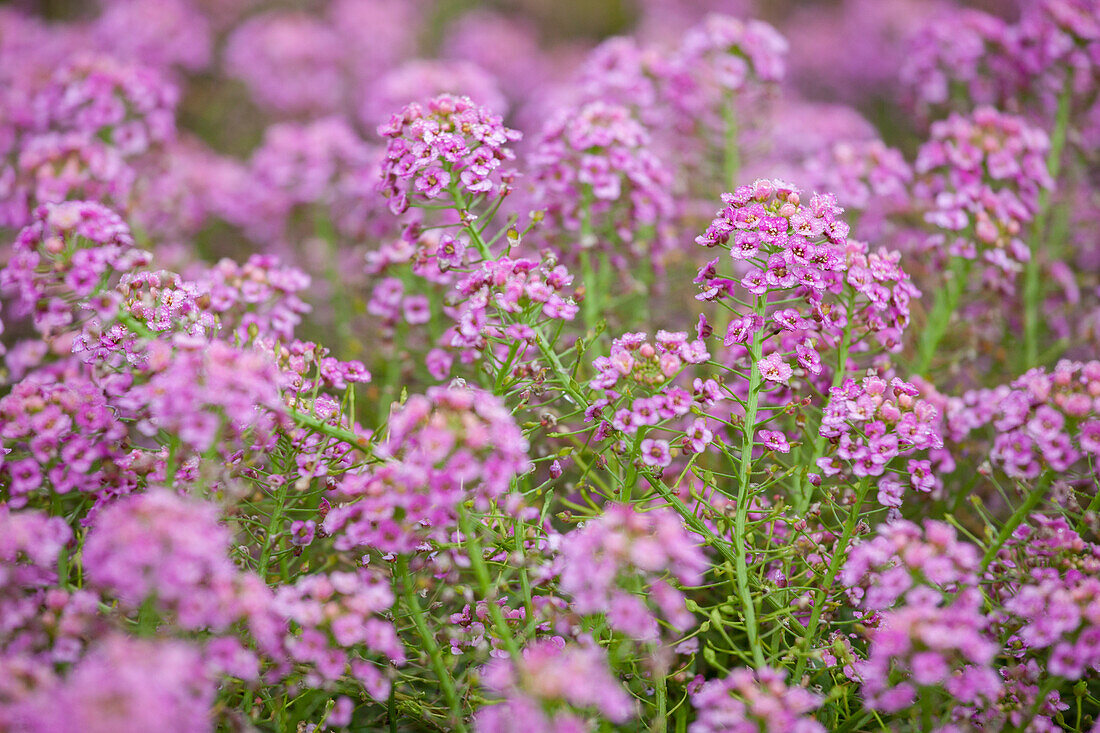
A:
[164,436,181,485]
[654,673,667,733]
[647,475,740,568]
[623,430,644,502]
[579,194,599,332]
[1023,79,1073,368]
[580,248,599,333]
[916,257,971,376]
[258,477,291,582]
[397,556,467,730]
[734,295,767,669]
[980,475,1051,573]
[289,408,372,453]
[792,477,872,680]
[722,97,740,190]
[529,323,586,408]
[1077,482,1100,535]
[315,211,355,359]
[796,315,853,515]
[450,186,491,260]
[457,504,521,660]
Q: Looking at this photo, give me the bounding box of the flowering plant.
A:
[1,2,1099,731]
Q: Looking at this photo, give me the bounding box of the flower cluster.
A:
[247,116,382,241]
[694,179,876,386]
[73,269,216,371]
[592,331,710,393]
[475,639,634,731]
[1017,0,1100,122]
[0,133,135,229]
[529,101,675,258]
[324,384,530,554]
[360,60,508,128]
[689,667,824,733]
[133,340,287,461]
[2,1,1100,730]
[900,10,1021,122]
[914,107,1054,281]
[840,519,981,611]
[260,338,371,400]
[441,10,544,101]
[83,489,266,631]
[992,516,1100,680]
[0,373,131,508]
[378,94,520,217]
[859,589,1002,714]
[588,330,710,461]
[90,0,213,72]
[1,200,149,336]
[558,504,706,641]
[0,504,103,709]
[839,244,921,354]
[272,569,404,696]
[817,373,943,505]
[31,54,178,158]
[802,140,913,234]
[574,37,671,131]
[9,635,215,732]
[946,360,1100,479]
[1002,570,1100,680]
[223,11,345,116]
[695,179,849,295]
[672,14,788,110]
[127,140,226,247]
[443,255,579,368]
[192,255,311,342]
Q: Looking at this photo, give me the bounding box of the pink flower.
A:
[759,429,790,453]
[758,353,793,384]
[684,419,714,453]
[640,438,672,468]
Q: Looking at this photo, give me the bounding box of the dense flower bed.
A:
[2,0,1100,731]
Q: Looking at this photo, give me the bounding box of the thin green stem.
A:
[580,248,599,333]
[579,193,599,332]
[980,475,1051,573]
[258,477,291,582]
[457,505,521,660]
[450,186,491,260]
[796,310,853,515]
[289,408,372,453]
[1077,478,1100,535]
[315,211,354,358]
[916,257,971,376]
[734,294,767,669]
[654,672,668,733]
[647,475,739,568]
[792,477,872,680]
[722,97,740,190]
[397,556,467,730]
[1024,78,1073,367]
[163,435,181,485]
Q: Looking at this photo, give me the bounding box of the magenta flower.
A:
[758,353,793,384]
[640,437,672,467]
[759,429,791,453]
[378,94,519,215]
[684,418,714,454]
